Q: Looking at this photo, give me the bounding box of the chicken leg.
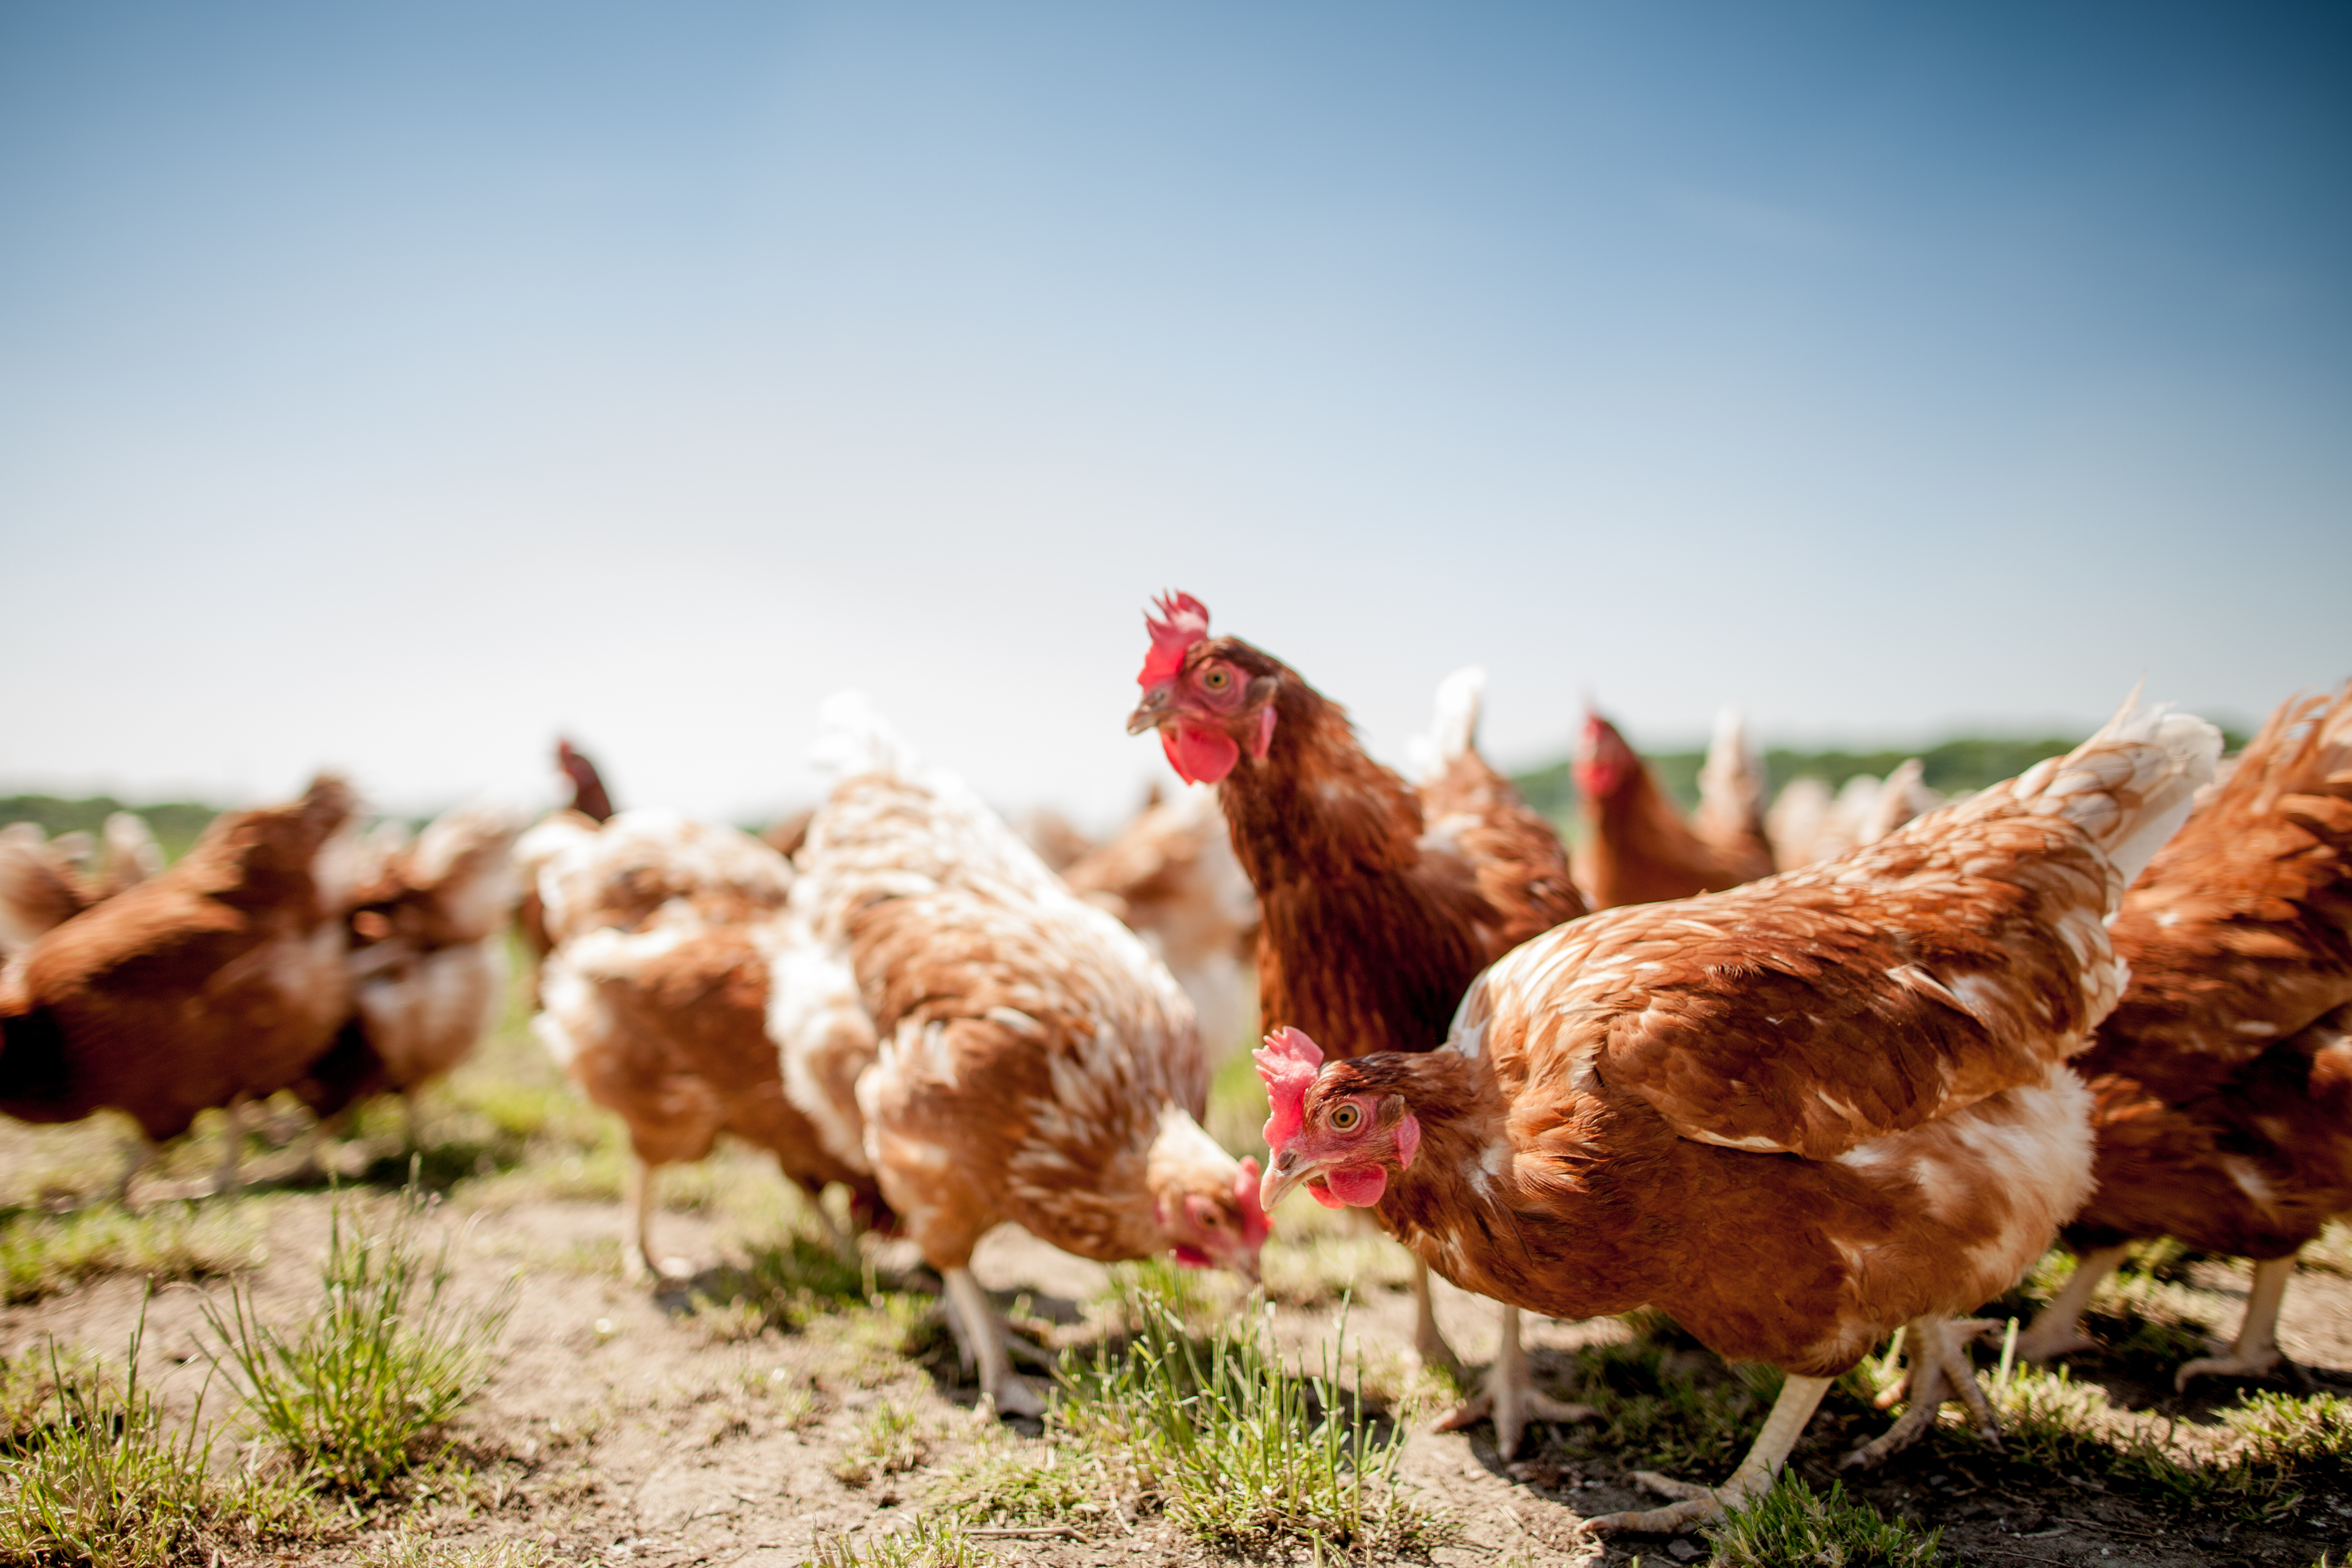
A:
[2175,1254,2298,1390]
[1434,1304,1597,1457]
[623,1157,692,1282]
[2013,1243,2130,1363]
[1582,1373,1833,1535]
[1842,1316,2002,1470]
[1410,1256,1460,1375]
[942,1265,1046,1418]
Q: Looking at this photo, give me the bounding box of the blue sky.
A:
[2,4,2346,825]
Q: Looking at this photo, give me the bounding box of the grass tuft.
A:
[1706,1472,1942,1567]
[833,1399,938,1487]
[357,1526,551,1568]
[207,1182,516,1494]
[807,1513,993,1568]
[0,1307,324,1568]
[1055,1286,1436,1554]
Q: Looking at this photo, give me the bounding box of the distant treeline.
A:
[0,794,221,864]
[1514,735,2131,822]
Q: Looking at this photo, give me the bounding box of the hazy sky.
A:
[3,4,2346,827]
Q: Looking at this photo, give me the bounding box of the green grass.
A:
[357,1528,551,1568]
[833,1398,939,1487]
[206,1183,517,1494]
[1707,1473,1942,1568]
[0,1200,264,1304]
[803,1294,956,1389]
[1051,1282,1437,1555]
[1542,1319,1782,1477]
[929,1428,1106,1527]
[0,1308,324,1568]
[806,1513,994,1568]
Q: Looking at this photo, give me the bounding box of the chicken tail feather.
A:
[813,691,927,783]
[2011,688,2223,888]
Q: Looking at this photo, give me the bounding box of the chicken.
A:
[0,813,166,959]
[1768,759,1942,870]
[1122,595,1586,1447]
[1254,696,2218,1533]
[796,693,1266,1416]
[0,778,357,1200]
[2015,684,2352,1386]
[522,807,886,1280]
[1062,783,1259,1060]
[1572,707,1777,908]
[291,805,525,1151]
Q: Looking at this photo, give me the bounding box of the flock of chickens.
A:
[0,590,2346,1537]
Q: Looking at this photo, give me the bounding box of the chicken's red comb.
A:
[1255,1026,1324,1149]
[1139,591,1211,686]
[1235,1157,1272,1246]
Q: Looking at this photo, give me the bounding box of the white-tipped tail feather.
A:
[1409,666,1487,780]
[812,691,928,783]
[2010,690,2223,889]
[1698,707,1765,823]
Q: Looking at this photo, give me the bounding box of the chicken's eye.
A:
[1200,666,1232,692]
[1200,1210,1224,1229]
[1327,1103,1363,1132]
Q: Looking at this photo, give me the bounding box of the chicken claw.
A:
[2012,1243,2129,1364]
[2175,1256,2297,1392]
[1843,1317,2001,1470]
[1581,1374,1832,1535]
[1434,1305,1595,1458]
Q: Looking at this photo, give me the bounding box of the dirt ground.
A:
[2,1059,2349,1568]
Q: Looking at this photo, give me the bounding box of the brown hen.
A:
[1124,595,1586,1451]
[1574,707,1776,908]
[2016,683,2352,1386]
[800,693,1266,1417]
[1256,697,2219,1532]
[0,777,357,1200]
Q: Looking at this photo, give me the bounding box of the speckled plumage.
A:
[797,697,1252,1277]
[2063,684,2352,1263]
[524,808,887,1228]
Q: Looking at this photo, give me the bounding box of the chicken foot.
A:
[942,1266,1047,1418]
[1843,1316,2002,1470]
[1434,1304,1596,1458]
[1582,1373,1833,1535]
[2012,1243,2130,1363]
[2176,1254,2299,1391]
[622,1158,693,1282]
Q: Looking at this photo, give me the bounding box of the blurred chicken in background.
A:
[1574,707,1774,909]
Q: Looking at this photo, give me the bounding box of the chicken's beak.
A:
[1126,684,1177,736]
[1258,1148,1311,1213]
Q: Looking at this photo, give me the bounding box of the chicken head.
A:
[1157,1157,1273,1281]
[1254,1027,1421,1210]
[1574,712,1639,801]
[1125,592,1280,785]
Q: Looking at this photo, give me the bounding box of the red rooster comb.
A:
[1138,591,1211,686]
[1235,1157,1272,1246]
[1255,1026,1324,1148]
